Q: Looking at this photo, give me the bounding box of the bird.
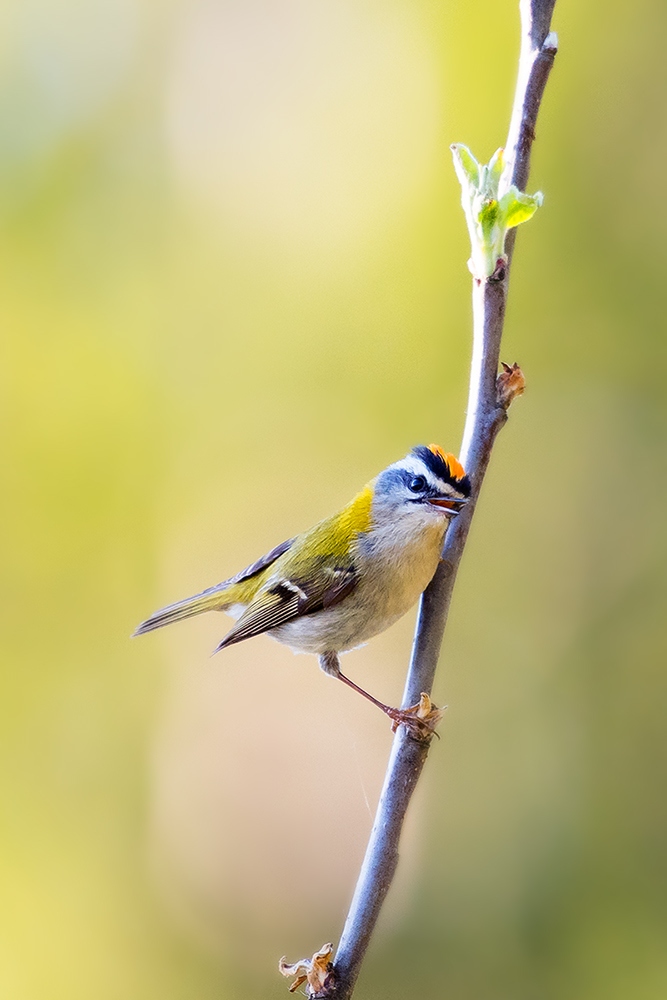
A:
[133,444,470,734]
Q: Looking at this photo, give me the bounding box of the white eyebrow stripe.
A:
[388,457,451,494]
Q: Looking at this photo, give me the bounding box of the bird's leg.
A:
[318,653,442,740]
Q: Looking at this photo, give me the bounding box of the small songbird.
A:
[133,445,470,732]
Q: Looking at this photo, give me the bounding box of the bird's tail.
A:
[132,582,234,637]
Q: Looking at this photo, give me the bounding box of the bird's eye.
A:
[409,475,427,493]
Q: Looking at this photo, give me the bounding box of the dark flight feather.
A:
[212,563,359,654]
[219,537,295,588]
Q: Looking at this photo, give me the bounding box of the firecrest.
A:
[134,445,470,732]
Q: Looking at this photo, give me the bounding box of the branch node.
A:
[489,257,507,283]
[280,944,335,997]
[496,362,526,409]
[394,693,446,742]
[543,30,558,53]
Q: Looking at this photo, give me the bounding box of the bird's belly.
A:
[271,531,443,655]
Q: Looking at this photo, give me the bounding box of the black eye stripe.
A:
[409,445,471,498]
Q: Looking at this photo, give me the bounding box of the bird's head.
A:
[373,444,471,521]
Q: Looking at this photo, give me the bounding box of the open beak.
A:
[427,496,468,515]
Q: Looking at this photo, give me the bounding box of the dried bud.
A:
[279,943,335,996]
[393,693,445,739]
[497,362,526,409]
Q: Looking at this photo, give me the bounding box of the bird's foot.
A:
[386,693,445,741]
[332,668,444,741]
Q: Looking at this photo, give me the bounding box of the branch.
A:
[320,4,558,998]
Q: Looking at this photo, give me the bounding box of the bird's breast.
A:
[271,513,447,655]
[356,514,445,618]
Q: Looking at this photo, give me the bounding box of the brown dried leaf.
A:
[279,943,335,996]
[497,362,526,409]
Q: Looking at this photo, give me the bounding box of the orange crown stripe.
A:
[428,444,466,482]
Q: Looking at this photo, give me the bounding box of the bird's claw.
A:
[387,693,445,741]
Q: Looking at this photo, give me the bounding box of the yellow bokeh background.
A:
[2,1,666,997]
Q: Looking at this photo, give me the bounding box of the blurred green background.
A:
[2,0,666,997]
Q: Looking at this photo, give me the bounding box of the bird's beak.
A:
[427,497,468,515]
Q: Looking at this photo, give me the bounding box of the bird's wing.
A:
[213,560,358,653]
[221,537,295,587]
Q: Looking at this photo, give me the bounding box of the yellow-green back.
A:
[222,484,374,606]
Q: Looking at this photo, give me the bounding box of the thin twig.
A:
[324,4,558,997]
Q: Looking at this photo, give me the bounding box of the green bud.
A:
[500,187,544,229]
[450,143,543,279]
[451,143,480,189]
